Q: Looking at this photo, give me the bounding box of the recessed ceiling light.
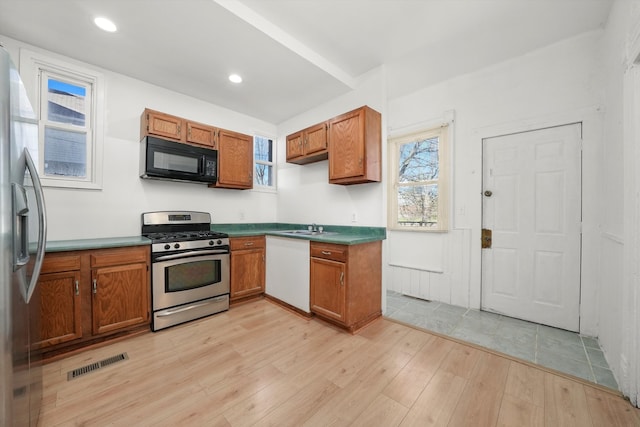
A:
[94,17,117,33]
[228,74,242,84]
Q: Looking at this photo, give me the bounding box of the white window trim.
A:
[387,113,453,232]
[253,134,277,193]
[19,49,104,190]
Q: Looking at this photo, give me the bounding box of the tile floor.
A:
[385,290,619,390]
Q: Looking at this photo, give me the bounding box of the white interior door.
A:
[481,123,582,331]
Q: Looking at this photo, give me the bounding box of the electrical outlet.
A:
[351,212,357,223]
[239,211,245,220]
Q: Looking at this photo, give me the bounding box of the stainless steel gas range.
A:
[141,211,229,331]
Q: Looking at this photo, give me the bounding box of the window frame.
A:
[20,49,104,190]
[253,134,276,191]
[388,123,451,232]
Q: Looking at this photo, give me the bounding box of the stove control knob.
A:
[217,239,222,245]
[164,244,170,250]
[174,243,180,249]
[208,240,214,246]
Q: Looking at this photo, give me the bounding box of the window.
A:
[254,135,275,189]
[20,50,104,189]
[388,124,450,231]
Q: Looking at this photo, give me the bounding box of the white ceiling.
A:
[0,0,612,124]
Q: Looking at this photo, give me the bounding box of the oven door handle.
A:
[156,298,225,317]
[155,249,229,261]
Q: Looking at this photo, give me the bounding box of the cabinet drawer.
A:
[310,242,347,262]
[230,236,265,251]
[41,254,81,274]
[90,246,150,268]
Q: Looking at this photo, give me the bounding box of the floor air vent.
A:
[67,352,129,381]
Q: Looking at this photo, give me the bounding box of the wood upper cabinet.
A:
[310,240,382,332]
[90,247,150,335]
[32,254,82,349]
[230,236,265,301]
[141,108,215,148]
[33,246,150,358]
[186,121,216,148]
[141,109,183,142]
[286,121,328,164]
[214,128,253,189]
[328,106,381,185]
[141,108,257,190]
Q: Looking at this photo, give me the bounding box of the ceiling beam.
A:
[213,0,357,89]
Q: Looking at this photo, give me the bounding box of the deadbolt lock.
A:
[484,190,493,197]
[481,228,492,249]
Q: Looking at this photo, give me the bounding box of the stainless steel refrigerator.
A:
[1,46,47,426]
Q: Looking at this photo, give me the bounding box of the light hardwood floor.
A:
[39,299,640,426]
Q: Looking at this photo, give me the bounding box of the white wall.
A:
[275,67,387,228]
[0,35,278,241]
[386,30,604,335]
[601,0,640,406]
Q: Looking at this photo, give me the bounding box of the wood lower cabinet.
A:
[33,245,150,358]
[90,248,150,335]
[31,254,82,349]
[214,129,254,189]
[310,240,382,332]
[230,236,265,302]
[286,121,328,164]
[328,106,381,185]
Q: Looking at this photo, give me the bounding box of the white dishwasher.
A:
[265,236,310,313]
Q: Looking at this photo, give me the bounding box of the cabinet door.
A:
[92,263,149,335]
[305,122,328,155]
[32,270,82,348]
[286,131,304,161]
[310,257,346,322]
[329,109,365,181]
[144,110,183,141]
[216,129,253,189]
[186,121,216,148]
[230,248,265,300]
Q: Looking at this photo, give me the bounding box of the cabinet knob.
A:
[340,272,344,286]
[321,251,331,255]
[75,280,79,296]
[92,279,97,294]
[245,242,254,246]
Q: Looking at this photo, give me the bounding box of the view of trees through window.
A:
[254,136,274,187]
[396,136,440,228]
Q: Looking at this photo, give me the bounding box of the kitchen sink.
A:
[277,230,337,236]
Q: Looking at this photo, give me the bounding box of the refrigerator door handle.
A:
[23,149,47,303]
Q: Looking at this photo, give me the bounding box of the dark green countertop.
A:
[210,223,386,245]
[43,223,385,252]
[45,236,152,253]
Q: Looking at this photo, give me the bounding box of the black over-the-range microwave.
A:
[140,136,217,184]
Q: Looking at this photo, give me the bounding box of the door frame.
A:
[471,107,603,336]
[480,122,583,331]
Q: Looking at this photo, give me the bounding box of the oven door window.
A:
[165,259,221,292]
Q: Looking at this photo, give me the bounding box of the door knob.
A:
[484,190,493,197]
